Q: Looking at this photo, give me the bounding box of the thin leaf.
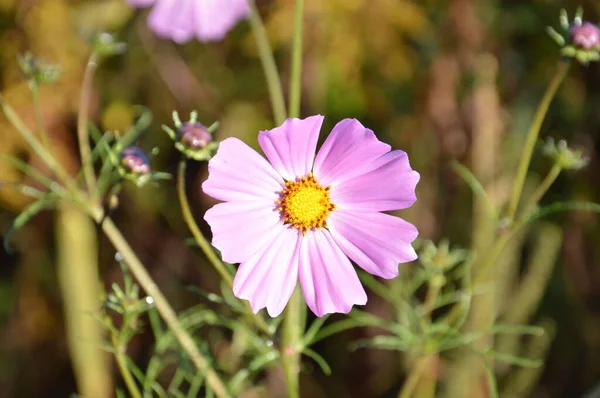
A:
[0,181,46,199]
[488,351,542,368]
[302,314,330,346]
[0,154,57,190]
[489,324,544,336]
[350,335,412,352]
[302,348,332,375]
[4,198,57,253]
[467,347,499,398]
[527,201,600,223]
[451,160,496,219]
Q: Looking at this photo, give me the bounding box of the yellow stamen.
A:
[278,174,335,234]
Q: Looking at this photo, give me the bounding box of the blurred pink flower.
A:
[202,116,420,317]
[126,0,250,43]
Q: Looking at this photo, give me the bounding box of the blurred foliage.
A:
[1,0,600,397]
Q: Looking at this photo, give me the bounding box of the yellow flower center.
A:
[277,174,335,233]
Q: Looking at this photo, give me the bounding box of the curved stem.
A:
[0,95,73,188]
[31,83,52,153]
[176,160,273,335]
[111,328,142,398]
[177,160,233,286]
[78,53,99,193]
[288,0,305,118]
[281,288,303,398]
[99,216,232,398]
[523,163,562,216]
[505,61,570,221]
[248,2,287,125]
[398,356,428,398]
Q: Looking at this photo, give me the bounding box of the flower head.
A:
[547,8,600,64]
[162,111,219,161]
[126,0,250,43]
[202,116,420,317]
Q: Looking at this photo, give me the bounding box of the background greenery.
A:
[0,0,599,397]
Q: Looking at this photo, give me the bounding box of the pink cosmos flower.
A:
[202,116,420,317]
[126,0,250,43]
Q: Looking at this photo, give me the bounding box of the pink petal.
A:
[126,0,155,7]
[202,137,283,202]
[258,116,324,181]
[233,226,301,317]
[313,119,391,186]
[298,229,367,317]
[194,0,250,42]
[328,210,418,279]
[148,0,195,43]
[204,201,283,264]
[330,150,420,212]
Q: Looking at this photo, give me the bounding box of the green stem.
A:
[176,160,273,336]
[524,163,562,216]
[281,288,303,398]
[398,356,428,398]
[0,95,73,188]
[30,83,52,153]
[288,0,305,118]
[248,2,287,125]
[111,329,142,398]
[99,216,232,398]
[177,160,233,286]
[505,61,570,222]
[280,2,307,396]
[78,53,99,193]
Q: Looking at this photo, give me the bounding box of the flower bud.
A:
[570,22,600,50]
[18,52,61,85]
[120,147,151,175]
[163,111,219,161]
[542,137,589,170]
[179,122,213,149]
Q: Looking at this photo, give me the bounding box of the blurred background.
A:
[1,0,600,397]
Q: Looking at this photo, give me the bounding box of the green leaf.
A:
[4,197,57,253]
[488,351,542,368]
[527,201,600,223]
[303,348,332,375]
[451,160,496,219]
[302,314,330,346]
[350,335,411,352]
[0,154,57,190]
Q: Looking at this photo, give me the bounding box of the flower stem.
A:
[288,0,305,118]
[78,53,99,193]
[505,61,570,222]
[99,216,232,398]
[176,160,273,336]
[0,95,73,188]
[110,327,142,398]
[248,2,287,125]
[177,160,233,286]
[398,356,429,398]
[281,287,303,398]
[523,163,562,216]
[30,83,52,153]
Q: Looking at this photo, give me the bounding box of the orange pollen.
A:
[277,174,335,234]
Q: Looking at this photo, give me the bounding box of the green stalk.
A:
[99,216,232,398]
[280,2,307,397]
[110,325,142,398]
[78,53,99,193]
[288,0,305,118]
[177,160,233,286]
[505,61,570,222]
[523,163,562,216]
[281,288,303,398]
[248,2,287,125]
[30,83,52,153]
[176,160,272,335]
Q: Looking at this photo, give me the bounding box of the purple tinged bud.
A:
[570,22,600,50]
[121,147,150,175]
[179,122,212,149]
